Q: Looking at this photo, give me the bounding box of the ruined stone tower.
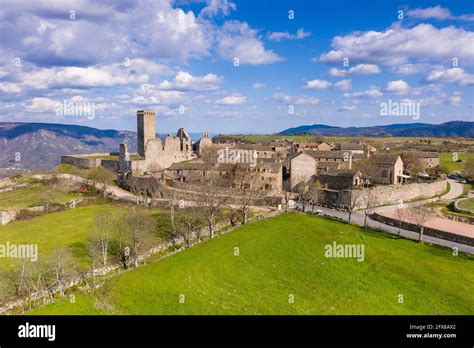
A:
[137,110,156,157]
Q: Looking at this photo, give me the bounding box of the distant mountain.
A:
[0,122,137,171]
[280,121,474,137]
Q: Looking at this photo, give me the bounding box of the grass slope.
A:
[29,213,474,315]
[0,204,119,269]
[0,185,79,211]
[459,198,474,213]
[440,152,474,173]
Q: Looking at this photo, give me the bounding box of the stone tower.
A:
[137,110,156,157]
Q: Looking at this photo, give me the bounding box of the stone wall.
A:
[101,159,119,171]
[454,198,474,216]
[351,180,447,210]
[61,153,112,169]
[0,211,16,225]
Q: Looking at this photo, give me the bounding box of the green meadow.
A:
[440,152,474,173]
[29,213,474,315]
[0,204,122,270]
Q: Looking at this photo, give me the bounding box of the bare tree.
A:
[7,258,29,297]
[195,176,228,238]
[233,165,262,224]
[281,190,293,212]
[409,206,434,243]
[308,185,322,213]
[295,183,311,212]
[122,207,157,267]
[348,190,364,223]
[176,206,205,248]
[401,152,424,178]
[35,183,60,212]
[0,270,15,306]
[45,248,75,298]
[363,189,378,229]
[90,211,115,268]
[394,205,406,235]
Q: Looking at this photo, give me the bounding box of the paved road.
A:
[298,203,474,254]
[441,179,464,201]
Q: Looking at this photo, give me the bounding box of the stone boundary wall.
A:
[0,198,89,225]
[0,184,27,193]
[61,153,116,169]
[371,212,474,247]
[61,155,101,169]
[101,159,119,171]
[454,198,474,216]
[351,180,447,210]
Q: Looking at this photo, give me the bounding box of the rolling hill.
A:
[280,121,474,137]
[0,122,137,171]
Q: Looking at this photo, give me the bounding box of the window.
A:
[382,170,388,178]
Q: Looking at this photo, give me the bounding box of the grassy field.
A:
[0,184,85,211]
[439,152,474,173]
[29,212,474,315]
[459,198,474,213]
[0,204,122,270]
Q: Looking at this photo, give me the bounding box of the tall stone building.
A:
[137,110,156,157]
[118,110,194,174]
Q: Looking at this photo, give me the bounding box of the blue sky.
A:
[0,0,473,133]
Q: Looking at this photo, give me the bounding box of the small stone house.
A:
[370,155,405,185]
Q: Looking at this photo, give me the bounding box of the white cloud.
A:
[199,0,236,18]
[344,87,382,98]
[252,82,265,89]
[329,64,381,76]
[268,28,311,41]
[385,80,409,94]
[425,67,474,86]
[334,79,352,91]
[16,59,168,90]
[338,103,358,111]
[391,63,435,75]
[407,6,474,22]
[217,21,283,65]
[273,93,319,105]
[214,93,246,105]
[407,6,452,20]
[318,24,474,67]
[130,84,186,106]
[0,0,212,66]
[0,82,22,94]
[26,97,58,112]
[304,79,332,89]
[157,71,223,91]
[447,92,463,106]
